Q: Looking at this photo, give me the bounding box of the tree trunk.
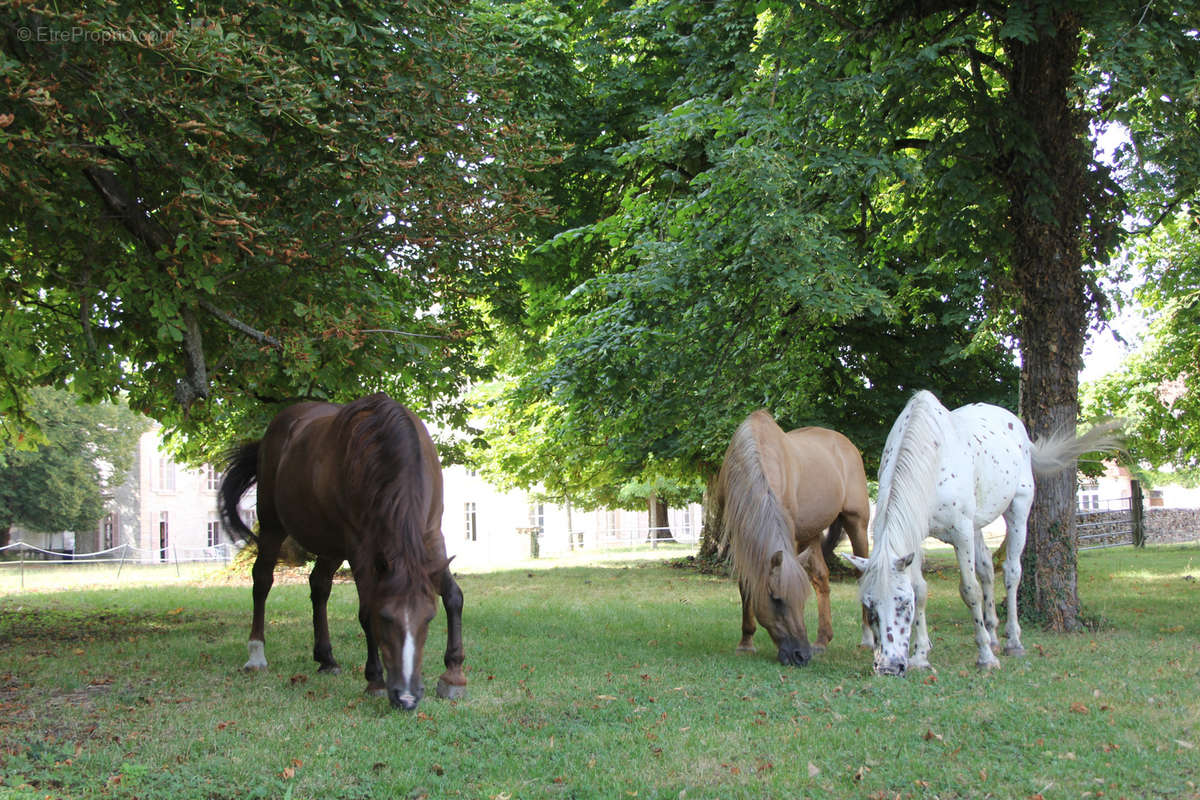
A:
[1005,10,1089,632]
[698,472,725,561]
[74,523,100,557]
[647,492,671,540]
[0,521,11,549]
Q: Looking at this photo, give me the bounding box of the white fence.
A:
[0,540,237,588]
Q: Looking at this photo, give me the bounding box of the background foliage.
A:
[0,387,148,547]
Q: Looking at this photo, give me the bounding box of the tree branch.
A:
[198,299,283,350]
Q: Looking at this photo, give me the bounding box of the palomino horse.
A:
[843,391,1121,675]
[218,393,466,711]
[717,410,871,666]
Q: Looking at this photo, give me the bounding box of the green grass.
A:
[1,545,1198,799]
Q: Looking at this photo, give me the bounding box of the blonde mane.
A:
[717,411,807,610]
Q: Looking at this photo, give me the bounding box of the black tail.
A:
[821,517,845,565]
[219,441,260,543]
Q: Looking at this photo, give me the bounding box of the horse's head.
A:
[844,551,915,676]
[369,556,449,711]
[755,549,814,666]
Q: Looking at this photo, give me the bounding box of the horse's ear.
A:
[893,552,915,572]
[840,553,869,574]
[767,550,784,599]
[425,554,455,580]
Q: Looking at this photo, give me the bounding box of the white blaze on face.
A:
[401,610,416,687]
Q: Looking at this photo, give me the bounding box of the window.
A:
[464,502,478,542]
[205,464,220,492]
[158,511,170,561]
[102,512,117,550]
[1077,479,1100,512]
[158,456,176,492]
[529,503,545,532]
[207,515,222,547]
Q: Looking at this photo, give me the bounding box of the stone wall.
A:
[1146,507,1200,545]
[1076,507,1200,548]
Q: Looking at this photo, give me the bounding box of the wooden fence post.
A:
[1131,479,1145,548]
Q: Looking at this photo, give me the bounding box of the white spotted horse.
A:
[843,390,1121,676]
[219,393,466,710]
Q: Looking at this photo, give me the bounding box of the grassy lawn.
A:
[1,545,1197,799]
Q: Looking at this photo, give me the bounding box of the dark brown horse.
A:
[219,393,465,711]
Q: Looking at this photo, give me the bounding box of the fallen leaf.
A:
[281,767,295,780]
[1175,740,1195,750]
[923,730,944,742]
[1069,702,1089,714]
[807,762,820,778]
[168,607,183,615]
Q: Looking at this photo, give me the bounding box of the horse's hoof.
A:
[811,643,828,655]
[977,658,1001,672]
[436,676,467,701]
[242,663,267,673]
[735,642,756,654]
[1004,643,1026,657]
[366,682,386,698]
[317,664,342,675]
[909,661,935,673]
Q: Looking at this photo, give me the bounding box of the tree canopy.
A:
[477,1,1200,627]
[1,0,556,457]
[3,1,1200,628]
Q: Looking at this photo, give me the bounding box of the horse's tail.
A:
[1030,419,1124,477]
[822,517,845,566]
[219,441,260,543]
[718,412,804,606]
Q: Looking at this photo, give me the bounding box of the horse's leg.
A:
[354,583,385,697]
[736,579,756,653]
[973,527,1000,651]
[245,531,283,671]
[309,555,342,674]
[908,557,933,670]
[1000,499,1030,656]
[435,568,468,701]
[842,510,874,648]
[952,521,1000,670]
[806,542,833,652]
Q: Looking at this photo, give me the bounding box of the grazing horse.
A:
[218,393,466,710]
[843,390,1121,676]
[717,410,871,666]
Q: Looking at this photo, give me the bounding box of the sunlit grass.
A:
[1,545,1198,799]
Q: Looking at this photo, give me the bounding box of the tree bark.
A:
[1005,10,1089,632]
[698,472,725,561]
[647,492,671,540]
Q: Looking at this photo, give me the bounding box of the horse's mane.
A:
[869,391,948,568]
[717,411,808,610]
[331,393,431,592]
